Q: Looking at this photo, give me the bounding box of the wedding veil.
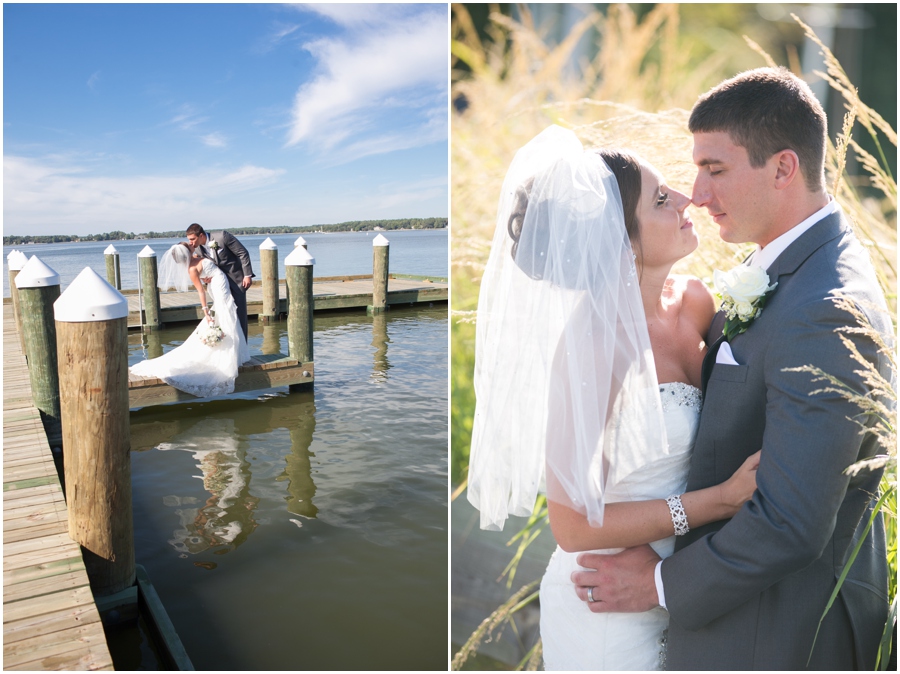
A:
[157,243,194,292]
[467,125,669,531]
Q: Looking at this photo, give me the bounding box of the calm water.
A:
[126,306,447,670]
[3,228,447,296]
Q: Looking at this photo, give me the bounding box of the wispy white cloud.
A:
[254,21,302,54]
[169,104,230,149]
[3,154,285,233]
[170,105,208,131]
[297,3,398,28]
[286,6,447,160]
[87,71,100,91]
[201,132,227,148]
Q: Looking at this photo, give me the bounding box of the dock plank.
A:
[3,305,114,671]
[128,354,315,408]
[4,623,111,670]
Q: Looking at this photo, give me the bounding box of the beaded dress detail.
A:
[540,382,702,671]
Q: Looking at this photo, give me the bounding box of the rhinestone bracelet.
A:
[665,494,690,536]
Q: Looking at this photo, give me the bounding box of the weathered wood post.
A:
[138,245,161,332]
[294,236,308,250]
[104,244,122,289]
[54,267,135,596]
[15,256,62,445]
[7,249,29,352]
[259,237,279,325]
[368,233,390,315]
[285,245,314,366]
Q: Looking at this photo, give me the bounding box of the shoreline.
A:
[4,225,447,247]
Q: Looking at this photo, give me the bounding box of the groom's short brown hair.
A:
[689,66,826,192]
[186,223,205,237]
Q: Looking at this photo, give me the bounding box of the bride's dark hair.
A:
[507,148,643,265]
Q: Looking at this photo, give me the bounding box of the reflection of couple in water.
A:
[136,400,318,557]
[159,419,258,556]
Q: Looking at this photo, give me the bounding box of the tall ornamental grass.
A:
[451,4,896,670]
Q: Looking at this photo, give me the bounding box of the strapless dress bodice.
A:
[539,382,702,671]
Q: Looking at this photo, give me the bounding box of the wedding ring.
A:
[587,587,595,603]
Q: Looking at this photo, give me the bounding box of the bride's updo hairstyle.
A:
[508,148,644,278]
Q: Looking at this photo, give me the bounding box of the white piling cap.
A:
[294,236,307,247]
[260,237,277,250]
[285,245,315,266]
[54,267,128,322]
[7,250,29,271]
[373,234,390,247]
[104,244,119,255]
[138,245,156,257]
[15,255,60,288]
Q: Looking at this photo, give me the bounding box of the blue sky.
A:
[3,3,448,236]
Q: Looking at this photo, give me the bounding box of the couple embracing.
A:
[468,67,891,670]
[130,224,254,397]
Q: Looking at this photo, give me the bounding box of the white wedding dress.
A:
[130,258,251,397]
[539,382,702,671]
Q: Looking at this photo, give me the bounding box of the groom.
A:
[573,68,891,669]
[185,223,254,340]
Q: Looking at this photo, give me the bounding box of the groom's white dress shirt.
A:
[653,197,838,610]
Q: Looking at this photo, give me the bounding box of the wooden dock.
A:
[128,353,314,408]
[3,305,114,671]
[124,274,447,329]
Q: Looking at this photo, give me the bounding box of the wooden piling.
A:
[369,234,390,314]
[54,267,135,596]
[15,255,62,446]
[294,236,308,250]
[260,237,279,325]
[7,249,28,352]
[138,245,161,332]
[285,245,315,365]
[104,244,122,289]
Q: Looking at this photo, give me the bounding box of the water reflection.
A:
[142,330,164,360]
[275,401,318,519]
[127,306,447,670]
[157,419,258,555]
[132,392,321,554]
[261,322,281,355]
[370,312,391,382]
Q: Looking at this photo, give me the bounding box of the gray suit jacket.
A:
[204,230,253,288]
[662,211,891,670]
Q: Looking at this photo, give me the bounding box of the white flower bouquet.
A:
[198,320,225,347]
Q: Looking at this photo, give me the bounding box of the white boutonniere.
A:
[713,264,778,340]
[209,241,220,251]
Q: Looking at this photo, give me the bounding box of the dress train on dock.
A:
[130,258,251,397]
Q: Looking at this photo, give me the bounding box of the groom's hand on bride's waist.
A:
[571,544,661,613]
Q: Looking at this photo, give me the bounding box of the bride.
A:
[467,126,759,670]
[130,242,251,397]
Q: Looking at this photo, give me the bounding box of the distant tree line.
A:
[3,218,447,245]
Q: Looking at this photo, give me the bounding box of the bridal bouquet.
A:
[199,321,225,347]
